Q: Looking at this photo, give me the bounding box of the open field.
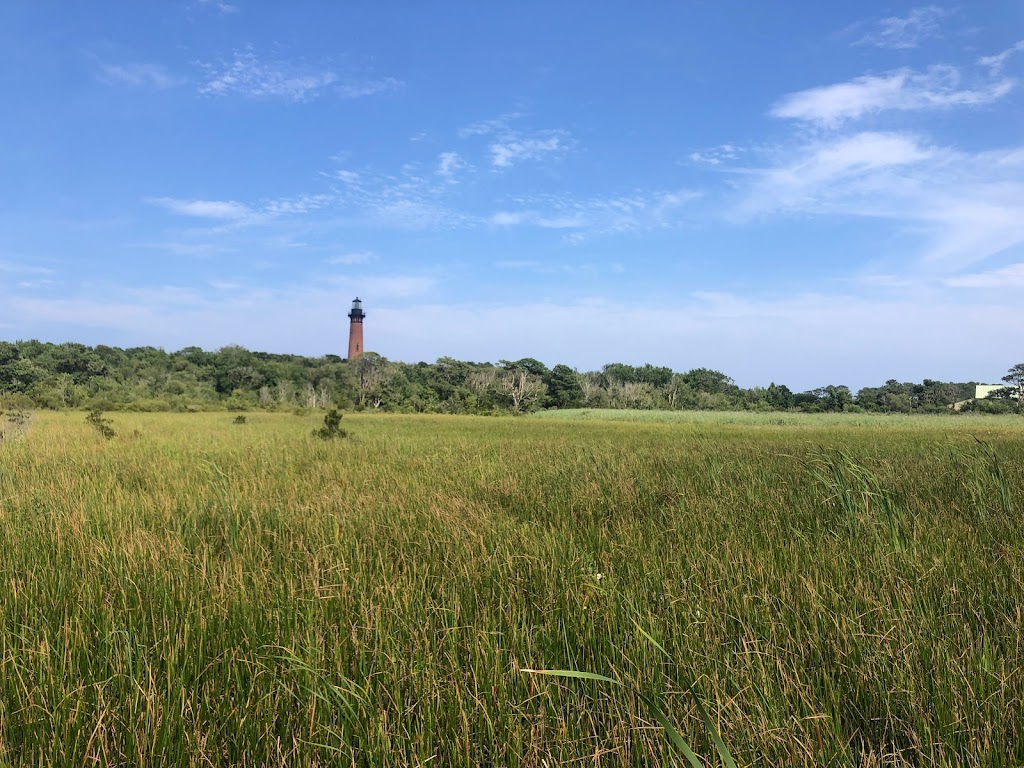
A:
[1,410,1022,766]
[530,408,1019,428]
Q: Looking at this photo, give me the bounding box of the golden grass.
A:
[0,410,1021,766]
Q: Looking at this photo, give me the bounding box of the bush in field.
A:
[86,409,116,439]
[233,415,247,425]
[0,408,31,441]
[313,408,347,439]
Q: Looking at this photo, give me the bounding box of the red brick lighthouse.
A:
[347,297,365,359]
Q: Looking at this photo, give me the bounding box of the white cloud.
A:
[367,200,465,230]
[490,188,698,240]
[437,151,464,181]
[455,113,573,168]
[918,197,1024,271]
[979,40,1024,74]
[945,262,1024,288]
[262,194,333,216]
[491,259,616,276]
[360,276,437,298]
[148,197,252,219]
[536,215,588,229]
[689,144,742,165]
[490,211,526,226]
[737,131,1024,273]
[771,66,1013,127]
[0,259,55,275]
[854,6,948,49]
[325,274,437,298]
[96,62,183,89]
[328,163,468,230]
[336,77,402,99]
[17,280,56,289]
[489,210,585,228]
[457,112,525,138]
[194,0,240,13]
[198,49,362,101]
[326,252,376,266]
[494,259,543,269]
[133,241,236,258]
[490,132,569,168]
[742,132,933,213]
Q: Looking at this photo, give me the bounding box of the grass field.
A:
[1,410,1022,766]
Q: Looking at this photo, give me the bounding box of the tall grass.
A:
[0,411,1021,766]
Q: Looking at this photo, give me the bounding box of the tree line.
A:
[0,340,1020,415]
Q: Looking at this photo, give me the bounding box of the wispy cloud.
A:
[337,77,402,99]
[493,259,543,269]
[198,49,337,100]
[326,251,376,265]
[771,65,1013,126]
[96,61,183,89]
[148,197,252,219]
[740,132,935,214]
[0,259,56,275]
[689,144,743,165]
[489,210,585,228]
[457,112,525,138]
[490,188,699,240]
[145,193,334,233]
[737,131,1024,273]
[197,49,399,102]
[493,259,623,276]
[490,130,571,168]
[457,113,573,168]
[367,200,464,230]
[133,241,236,258]
[979,40,1024,74]
[261,194,333,216]
[945,262,1024,288]
[328,162,469,230]
[853,5,948,49]
[194,0,240,13]
[437,151,465,181]
[325,274,437,298]
[334,170,361,184]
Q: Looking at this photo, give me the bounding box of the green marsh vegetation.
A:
[0,411,1021,765]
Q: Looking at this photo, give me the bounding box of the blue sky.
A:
[1,2,1022,389]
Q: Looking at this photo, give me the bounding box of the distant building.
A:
[951,384,1011,410]
[347,297,365,359]
[976,384,1016,399]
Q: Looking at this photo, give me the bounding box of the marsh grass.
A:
[0,411,1021,766]
[0,408,31,442]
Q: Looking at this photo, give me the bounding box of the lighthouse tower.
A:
[347,297,365,359]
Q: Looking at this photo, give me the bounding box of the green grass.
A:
[0,410,1022,766]
[531,407,1019,428]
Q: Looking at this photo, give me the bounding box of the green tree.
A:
[0,344,42,393]
[496,361,547,413]
[812,385,853,412]
[1002,363,1024,405]
[680,368,735,395]
[350,352,399,409]
[500,358,549,378]
[545,364,583,409]
[40,343,107,384]
[765,382,794,410]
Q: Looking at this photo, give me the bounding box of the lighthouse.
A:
[347,297,365,359]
